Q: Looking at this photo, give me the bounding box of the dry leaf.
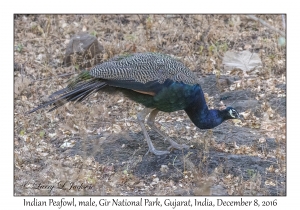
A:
[223,50,262,72]
[14,77,31,95]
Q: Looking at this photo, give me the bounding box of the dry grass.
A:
[14,14,286,196]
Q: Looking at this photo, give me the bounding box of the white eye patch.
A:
[229,109,237,118]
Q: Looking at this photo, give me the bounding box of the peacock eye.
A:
[229,108,239,118]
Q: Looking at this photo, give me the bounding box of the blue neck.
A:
[184,87,227,129]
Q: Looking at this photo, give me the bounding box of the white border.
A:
[4,0,295,209]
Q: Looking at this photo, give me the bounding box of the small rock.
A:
[160,165,169,173]
[64,32,104,68]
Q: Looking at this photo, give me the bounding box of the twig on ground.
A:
[246,15,285,37]
[31,72,76,83]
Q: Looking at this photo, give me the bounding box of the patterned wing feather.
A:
[90,52,199,85]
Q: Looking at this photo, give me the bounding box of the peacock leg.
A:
[137,108,170,155]
[147,109,190,150]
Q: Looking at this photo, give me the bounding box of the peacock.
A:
[28,52,240,155]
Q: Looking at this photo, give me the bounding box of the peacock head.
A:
[224,107,240,119]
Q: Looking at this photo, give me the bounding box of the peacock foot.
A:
[167,138,190,151]
[145,148,170,156]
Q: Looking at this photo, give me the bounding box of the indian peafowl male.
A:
[28,52,240,156]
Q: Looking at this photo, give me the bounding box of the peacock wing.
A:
[90,53,199,91]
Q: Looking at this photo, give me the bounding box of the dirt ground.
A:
[14,14,286,196]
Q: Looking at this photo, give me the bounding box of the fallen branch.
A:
[246,15,285,37]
